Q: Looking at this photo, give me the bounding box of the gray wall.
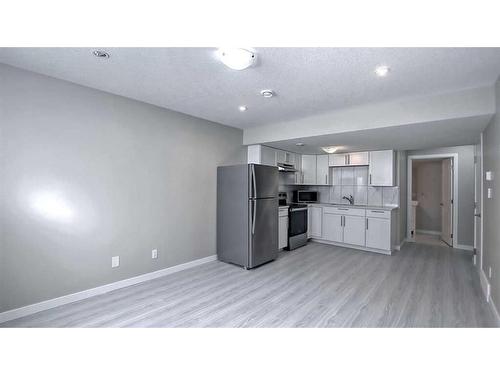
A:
[0,64,245,313]
[408,145,475,247]
[482,77,500,308]
[412,160,443,233]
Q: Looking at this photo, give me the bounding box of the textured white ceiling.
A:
[1,47,500,129]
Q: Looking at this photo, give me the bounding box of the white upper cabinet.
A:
[329,154,347,167]
[276,150,295,166]
[369,150,395,186]
[329,152,369,167]
[316,155,329,185]
[348,152,369,166]
[247,145,277,166]
[301,155,317,185]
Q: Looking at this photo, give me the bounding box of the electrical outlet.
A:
[489,266,492,278]
[152,249,158,259]
[111,256,120,268]
[486,171,493,181]
[487,188,492,199]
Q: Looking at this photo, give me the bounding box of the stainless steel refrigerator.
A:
[217,164,278,269]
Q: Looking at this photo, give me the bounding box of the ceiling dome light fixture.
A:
[260,89,275,98]
[217,48,256,70]
[321,146,338,154]
[93,50,110,59]
[238,105,247,112]
[375,65,390,77]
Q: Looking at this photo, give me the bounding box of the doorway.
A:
[407,153,459,248]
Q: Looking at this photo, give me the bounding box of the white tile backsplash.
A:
[368,187,383,206]
[341,167,355,185]
[382,186,399,207]
[330,185,342,203]
[331,168,342,185]
[354,166,368,186]
[354,186,368,205]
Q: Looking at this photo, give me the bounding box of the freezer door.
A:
[249,164,278,199]
[249,197,278,268]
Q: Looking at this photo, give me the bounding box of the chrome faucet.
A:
[342,194,354,205]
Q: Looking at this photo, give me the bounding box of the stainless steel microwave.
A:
[295,190,318,203]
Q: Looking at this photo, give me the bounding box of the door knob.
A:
[474,213,481,218]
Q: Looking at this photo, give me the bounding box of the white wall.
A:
[482,77,500,309]
[0,64,245,313]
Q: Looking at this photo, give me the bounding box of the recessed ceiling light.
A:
[321,146,338,154]
[260,89,275,98]
[217,48,256,70]
[375,65,390,77]
[295,142,305,146]
[238,105,247,112]
[93,50,110,59]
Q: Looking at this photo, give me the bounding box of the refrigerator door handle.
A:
[251,199,256,235]
[251,164,257,198]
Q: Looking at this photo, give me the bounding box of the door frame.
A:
[473,135,484,268]
[407,153,459,247]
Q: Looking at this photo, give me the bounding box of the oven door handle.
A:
[290,207,308,212]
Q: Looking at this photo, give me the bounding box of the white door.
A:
[302,155,317,185]
[310,206,323,238]
[329,154,347,167]
[343,215,366,246]
[441,158,453,246]
[316,155,329,185]
[323,213,343,242]
[474,143,482,266]
[369,150,394,186]
[348,152,369,166]
[366,217,391,250]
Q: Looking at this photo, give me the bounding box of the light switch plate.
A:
[487,188,492,199]
[152,249,158,259]
[111,256,120,268]
[486,171,493,181]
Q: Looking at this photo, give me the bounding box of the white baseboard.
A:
[416,230,441,236]
[395,238,406,251]
[479,268,500,327]
[454,244,474,251]
[490,295,500,327]
[0,254,217,324]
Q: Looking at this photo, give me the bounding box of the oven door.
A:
[289,207,308,236]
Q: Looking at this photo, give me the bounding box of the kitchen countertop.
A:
[306,203,398,211]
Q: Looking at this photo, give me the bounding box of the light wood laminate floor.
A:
[1,241,495,328]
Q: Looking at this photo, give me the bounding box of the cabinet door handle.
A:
[325,174,327,185]
[344,155,347,165]
[366,218,369,230]
[348,154,350,165]
[369,174,372,185]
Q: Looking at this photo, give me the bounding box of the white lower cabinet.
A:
[309,206,323,238]
[309,204,395,254]
[366,217,391,250]
[323,213,343,242]
[279,213,289,249]
[343,215,366,247]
